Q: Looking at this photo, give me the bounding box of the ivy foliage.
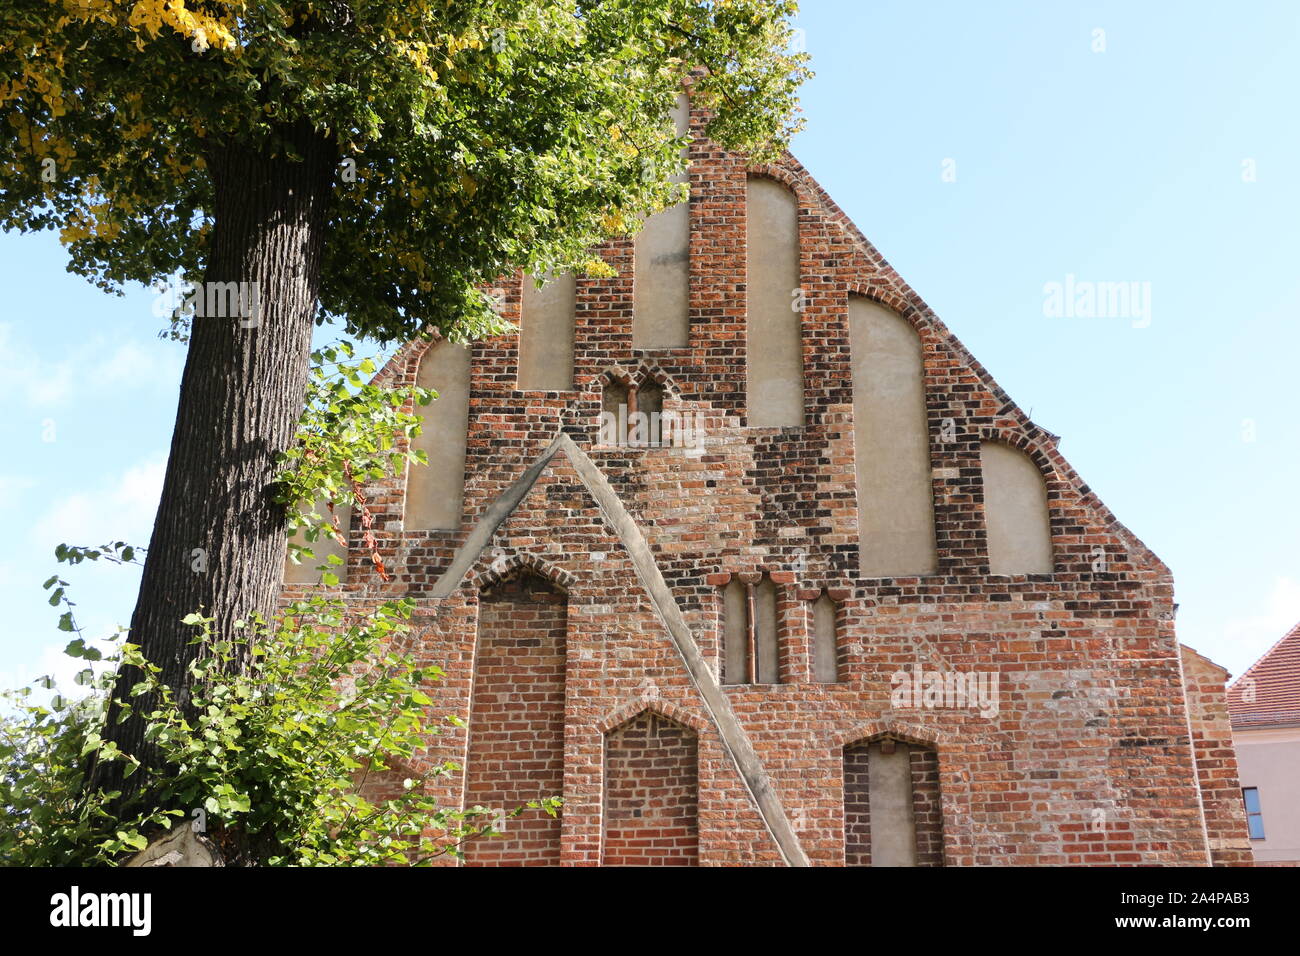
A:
[1,0,809,345]
[276,339,433,583]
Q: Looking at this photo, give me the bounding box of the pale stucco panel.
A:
[407,341,471,530]
[981,441,1053,574]
[518,272,576,390]
[745,177,805,427]
[849,296,937,576]
[633,93,691,349]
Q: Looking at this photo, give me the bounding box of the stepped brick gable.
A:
[285,98,1249,866]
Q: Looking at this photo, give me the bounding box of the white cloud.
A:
[0,474,37,515]
[0,322,183,409]
[1222,576,1300,673]
[91,341,162,388]
[31,454,166,554]
[0,322,75,406]
[3,457,164,701]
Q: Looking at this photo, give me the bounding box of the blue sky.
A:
[1,0,1297,694]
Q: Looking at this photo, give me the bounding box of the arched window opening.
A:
[721,574,781,685]
[602,710,699,866]
[745,176,805,428]
[633,93,692,350]
[812,592,841,683]
[407,340,471,531]
[599,375,670,449]
[848,295,937,576]
[465,570,567,866]
[980,441,1053,574]
[844,736,943,867]
[633,380,664,447]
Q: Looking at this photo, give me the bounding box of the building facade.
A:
[1229,621,1300,865]
[285,98,1250,866]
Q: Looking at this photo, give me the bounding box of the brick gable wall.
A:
[282,99,1247,866]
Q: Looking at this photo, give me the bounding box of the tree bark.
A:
[97,120,337,812]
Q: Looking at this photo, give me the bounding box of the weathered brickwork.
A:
[463,573,567,866]
[910,746,944,867]
[602,711,699,866]
[1181,645,1254,866]
[283,97,1249,866]
[843,743,872,867]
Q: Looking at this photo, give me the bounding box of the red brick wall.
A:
[1181,646,1254,866]
[463,572,567,866]
[910,746,943,867]
[602,711,699,866]
[843,743,871,866]
[280,95,1248,867]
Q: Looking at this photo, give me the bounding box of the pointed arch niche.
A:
[406,340,471,531]
[633,93,691,349]
[848,296,937,576]
[745,175,805,427]
[464,569,568,866]
[843,735,943,867]
[980,441,1053,574]
[602,710,699,866]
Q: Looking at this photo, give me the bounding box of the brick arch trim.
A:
[844,283,931,337]
[597,700,710,736]
[976,428,1063,500]
[631,363,678,395]
[835,718,956,750]
[471,550,576,593]
[745,162,810,206]
[596,365,634,388]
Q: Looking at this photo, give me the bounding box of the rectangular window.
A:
[1243,787,1265,840]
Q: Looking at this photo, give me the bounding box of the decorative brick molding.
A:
[469,549,575,594]
[835,721,954,751]
[597,699,711,736]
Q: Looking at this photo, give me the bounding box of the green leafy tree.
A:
[1,350,552,865]
[2,586,558,866]
[0,0,807,808]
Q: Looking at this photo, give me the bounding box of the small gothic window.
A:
[600,379,631,446]
[812,592,841,683]
[721,574,780,685]
[634,380,664,447]
[600,375,668,448]
[844,736,943,867]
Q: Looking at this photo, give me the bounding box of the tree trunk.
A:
[97,120,337,812]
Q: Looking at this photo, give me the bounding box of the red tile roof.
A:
[1228,620,1300,728]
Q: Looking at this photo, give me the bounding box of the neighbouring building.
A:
[285,95,1251,866]
[1228,620,1300,866]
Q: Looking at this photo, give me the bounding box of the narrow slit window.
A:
[600,379,630,446]
[812,592,840,683]
[634,381,664,447]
